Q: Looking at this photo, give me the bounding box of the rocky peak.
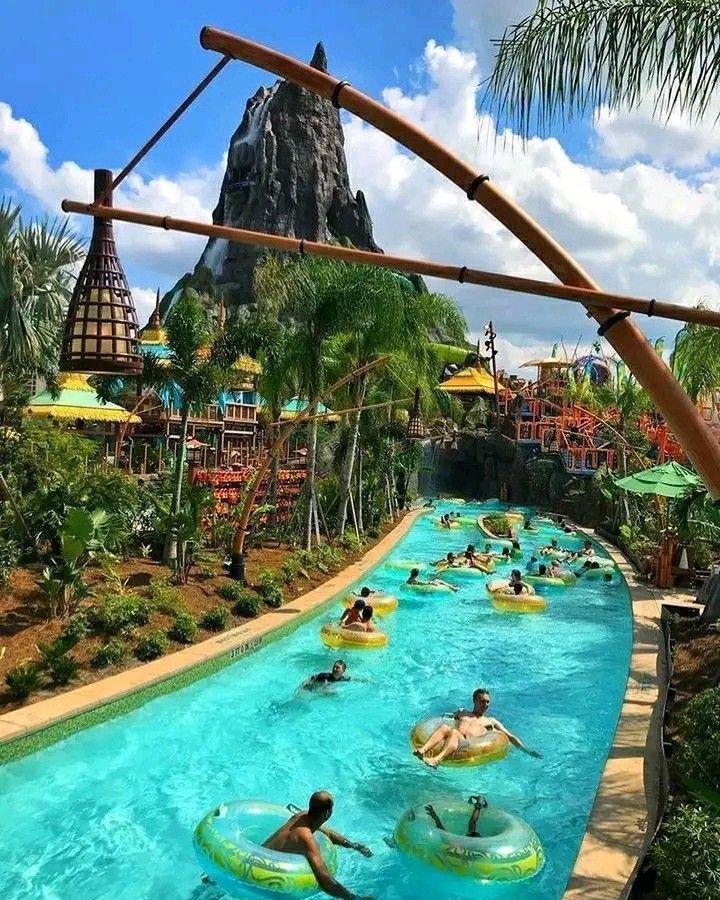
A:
[161,43,381,317]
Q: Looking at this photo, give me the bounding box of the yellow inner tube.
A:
[436,519,460,529]
[491,593,547,613]
[486,580,535,595]
[410,717,510,767]
[320,622,388,650]
[342,593,398,616]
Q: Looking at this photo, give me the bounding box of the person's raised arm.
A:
[491,719,542,758]
[300,832,373,899]
[319,826,373,857]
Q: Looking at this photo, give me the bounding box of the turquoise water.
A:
[0,501,632,899]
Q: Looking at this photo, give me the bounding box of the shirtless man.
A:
[339,599,365,627]
[345,605,376,633]
[432,551,462,568]
[263,791,373,900]
[413,688,542,768]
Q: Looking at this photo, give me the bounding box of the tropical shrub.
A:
[201,605,229,632]
[91,639,126,669]
[46,653,78,686]
[217,582,246,603]
[147,576,185,615]
[483,513,511,538]
[61,612,89,643]
[89,591,151,635]
[652,803,720,900]
[281,555,305,584]
[5,662,42,699]
[674,688,720,794]
[340,532,365,554]
[168,612,198,644]
[134,630,169,662]
[232,590,263,618]
[0,537,20,586]
[257,569,284,608]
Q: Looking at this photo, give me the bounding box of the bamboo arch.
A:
[61,25,720,499]
[197,26,720,499]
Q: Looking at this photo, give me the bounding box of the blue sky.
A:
[1,0,717,369]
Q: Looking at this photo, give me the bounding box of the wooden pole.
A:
[61,200,720,330]
[196,25,720,500]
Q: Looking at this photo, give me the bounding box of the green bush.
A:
[91,639,126,669]
[217,582,245,603]
[257,569,284,608]
[89,591,151,635]
[147,575,185,615]
[0,537,20,586]
[484,512,511,537]
[134,630,169,662]
[652,803,720,900]
[168,612,198,644]
[281,555,305,584]
[37,635,78,665]
[340,532,365,554]
[232,590,263,618]
[5,662,42,699]
[61,612,89,643]
[201,605,229,632]
[47,654,78,686]
[675,688,720,793]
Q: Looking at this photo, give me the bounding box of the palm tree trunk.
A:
[357,452,364,533]
[305,420,318,550]
[164,407,189,564]
[338,375,367,535]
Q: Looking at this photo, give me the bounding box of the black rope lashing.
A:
[458,266,468,284]
[597,310,631,337]
[299,239,306,257]
[466,174,490,200]
[647,298,656,317]
[162,217,170,230]
[331,80,349,108]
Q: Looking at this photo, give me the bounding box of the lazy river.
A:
[0,501,632,899]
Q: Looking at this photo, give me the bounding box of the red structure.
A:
[192,464,306,522]
[506,375,617,476]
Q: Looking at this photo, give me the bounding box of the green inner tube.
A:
[394,800,544,882]
[385,558,427,572]
[404,581,454,594]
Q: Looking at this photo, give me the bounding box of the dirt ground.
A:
[669,621,720,718]
[0,521,398,713]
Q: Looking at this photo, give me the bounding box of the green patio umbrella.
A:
[615,460,700,498]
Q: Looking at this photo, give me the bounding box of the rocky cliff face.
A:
[163,43,381,315]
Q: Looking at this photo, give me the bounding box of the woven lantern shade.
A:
[406,387,426,441]
[60,169,142,375]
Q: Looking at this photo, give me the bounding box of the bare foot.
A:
[413,749,425,759]
[424,757,440,768]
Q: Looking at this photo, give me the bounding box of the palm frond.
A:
[487,0,720,138]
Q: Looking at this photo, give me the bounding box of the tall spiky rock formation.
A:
[162,43,381,315]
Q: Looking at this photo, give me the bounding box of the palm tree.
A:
[0,199,84,391]
[487,1,720,139]
[255,256,355,549]
[671,321,720,403]
[326,272,466,534]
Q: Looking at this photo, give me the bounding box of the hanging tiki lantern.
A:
[60,169,142,375]
[406,387,426,441]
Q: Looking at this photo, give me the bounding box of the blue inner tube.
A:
[193,800,338,897]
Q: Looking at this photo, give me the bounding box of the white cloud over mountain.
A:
[2,16,720,372]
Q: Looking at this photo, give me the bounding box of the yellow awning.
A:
[440,366,499,394]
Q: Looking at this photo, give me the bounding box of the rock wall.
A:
[419,431,607,527]
[161,43,381,317]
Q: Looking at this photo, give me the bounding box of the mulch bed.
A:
[0,520,399,714]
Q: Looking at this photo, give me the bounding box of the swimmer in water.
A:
[406,567,459,593]
[339,598,365,627]
[413,688,542,767]
[263,791,374,900]
[302,660,350,690]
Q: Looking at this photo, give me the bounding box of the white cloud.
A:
[594,103,720,169]
[451,0,536,69]
[342,40,720,367]
[0,101,224,280]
